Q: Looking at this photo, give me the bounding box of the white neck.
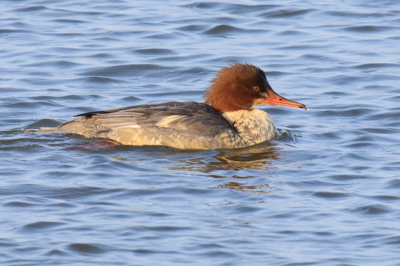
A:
[222,108,277,145]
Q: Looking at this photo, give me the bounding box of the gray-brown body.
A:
[52,101,247,150]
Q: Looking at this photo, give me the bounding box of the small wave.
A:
[355,63,399,69]
[313,191,349,199]
[204,25,261,35]
[344,25,393,33]
[5,101,59,109]
[326,10,385,18]
[14,5,47,12]
[351,204,391,215]
[81,64,168,77]
[83,76,123,83]
[315,108,374,117]
[176,24,208,32]
[21,221,64,231]
[135,48,175,55]
[26,119,61,129]
[0,29,29,35]
[183,2,223,9]
[260,8,314,18]
[52,19,86,24]
[68,243,105,254]
[277,128,300,142]
[24,60,81,68]
[185,2,279,15]
[46,249,68,256]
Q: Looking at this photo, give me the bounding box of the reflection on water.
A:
[64,136,283,172]
[169,142,281,172]
[67,139,282,194]
[112,141,281,194]
[168,142,281,194]
[213,182,271,194]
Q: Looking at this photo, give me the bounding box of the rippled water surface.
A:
[1,0,400,265]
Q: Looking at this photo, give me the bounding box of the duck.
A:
[34,63,306,150]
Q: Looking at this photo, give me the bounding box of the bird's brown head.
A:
[203,63,306,112]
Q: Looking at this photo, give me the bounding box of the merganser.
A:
[34,63,306,150]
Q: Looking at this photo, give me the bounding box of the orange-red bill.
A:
[263,89,306,110]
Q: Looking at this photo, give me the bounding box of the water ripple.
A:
[204,25,262,35]
[81,64,168,77]
[261,8,314,18]
[344,25,395,33]
[351,204,392,215]
[21,221,65,231]
[68,243,105,254]
[14,5,47,12]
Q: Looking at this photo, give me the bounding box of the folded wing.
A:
[56,102,241,149]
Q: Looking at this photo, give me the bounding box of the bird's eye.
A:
[253,86,260,91]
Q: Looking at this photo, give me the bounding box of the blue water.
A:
[1,0,400,265]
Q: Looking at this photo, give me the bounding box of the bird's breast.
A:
[222,108,277,144]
